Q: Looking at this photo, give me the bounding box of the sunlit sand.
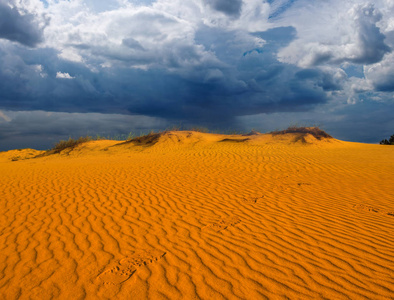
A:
[0,130,393,299]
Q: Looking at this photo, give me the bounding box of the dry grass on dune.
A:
[120,131,162,147]
[1,129,394,299]
[33,136,92,158]
[14,127,331,159]
[50,136,92,153]
[270,126,333,139]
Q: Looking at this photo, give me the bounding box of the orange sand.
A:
[0,131,393,299]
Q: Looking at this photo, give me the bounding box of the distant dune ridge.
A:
[0,128,394,299]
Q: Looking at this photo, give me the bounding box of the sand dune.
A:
[0,130,393,299]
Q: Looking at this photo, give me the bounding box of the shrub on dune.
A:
[379,134,394,145]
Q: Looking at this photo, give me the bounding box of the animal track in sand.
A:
[202,216,241,232]
[242,195,265,204]
[96,250,166,286]
[354,204,394,217]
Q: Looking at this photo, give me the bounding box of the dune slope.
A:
[0,131,393,299]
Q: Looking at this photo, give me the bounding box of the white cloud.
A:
[40,2,214,71]
[31,0,273,73]
[10,0,393,73]
[277,1,391,68]
[346,77,373,104]
[56,71,74,79]
[364,52,394,91]
[58,48,84,63]
[33,64,47,78]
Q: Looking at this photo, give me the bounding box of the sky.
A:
[0,0,394,150]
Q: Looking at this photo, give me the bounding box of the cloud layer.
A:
[0,0,45,47]
[0,0,393,149]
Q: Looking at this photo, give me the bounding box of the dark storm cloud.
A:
[372,76,394,92]
[325,100,394,143]
[0,25,340,127]
[205,0,243,17]
[0,46,105,112]
[0,0,44,47]
[295,69,344,91]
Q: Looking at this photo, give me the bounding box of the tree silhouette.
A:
[380,134,394,145]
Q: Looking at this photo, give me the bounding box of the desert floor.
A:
[0,131,393,299]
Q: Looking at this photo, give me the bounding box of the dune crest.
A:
[0,130,393,299]
[27,128,341,158]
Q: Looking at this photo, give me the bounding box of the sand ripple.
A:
[0,132,393,299]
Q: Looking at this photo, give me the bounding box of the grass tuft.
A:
[51,136,92,154]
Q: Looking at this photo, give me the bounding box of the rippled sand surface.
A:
[1,131,393,299]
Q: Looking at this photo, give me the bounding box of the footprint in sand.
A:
[203,216,241,232]
[96,250,166,286]
[354,204,394,217]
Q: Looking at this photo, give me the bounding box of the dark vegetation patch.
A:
[380,134,394,145]
[36,136,91,157]
[129,132,162,145]
[270,126,332,140]
[116,131,162,147]
[51,137,91,153]
[219,138,250,143]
